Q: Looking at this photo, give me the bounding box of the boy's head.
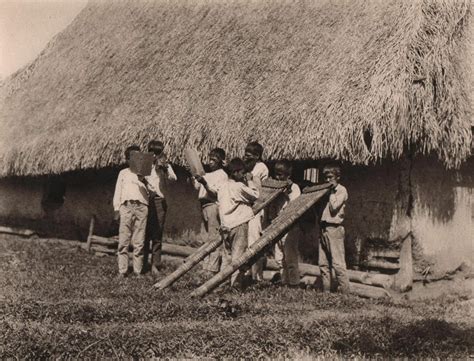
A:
[244,141,264,171]
[125,145,141,163]
[274,159,292,181]
[208,148,226,171]
[227,158,246,182]
[147,140,165,156]
[322,163,341,186]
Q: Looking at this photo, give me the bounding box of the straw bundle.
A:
[0,0,471,177]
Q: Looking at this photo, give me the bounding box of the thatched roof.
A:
[0,0,472,176]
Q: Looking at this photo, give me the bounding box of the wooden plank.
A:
[365,259,400,270]
[0,226,38,237]
[294,276,391,299]
[368,249,400,259]
[91,235,118,247]
[91,245,116,254]
[265,259,393,289]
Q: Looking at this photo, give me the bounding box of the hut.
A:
[0,0,472,274]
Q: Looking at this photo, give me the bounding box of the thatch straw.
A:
[0,0,472,177]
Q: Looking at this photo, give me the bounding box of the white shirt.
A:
[321,184,348,224]
[145,164,177,198]
[194,168,228,202]
[113,168,149,211]
[218,179,259,229]
[251,162,269,183]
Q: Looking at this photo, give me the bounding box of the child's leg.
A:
[131,203,148,274]
[326,225,350,293]
[117,205,133,274]
[283,228,300,286]
[248,214,264,281]
[202,204,221,273]
[274,237,285,270]
[220,229,232,272]
[150,198,166,270]
[318,229,332,291]
[230,223,249,288]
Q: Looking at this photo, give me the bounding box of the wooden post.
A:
[86,216,95,252]
[394,236,413,292]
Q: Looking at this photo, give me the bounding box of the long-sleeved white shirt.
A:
[321,184,348,224]
[145,164,177,198]
[193,168,228,203]
[218,179,259,229]
[113,168,149,211]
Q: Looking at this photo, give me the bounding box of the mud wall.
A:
[0,158,472,273]
[0,167,203,241]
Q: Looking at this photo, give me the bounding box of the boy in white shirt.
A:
[218,158,259,288]
[266,160,301,287]
[113,145,149,277]
[319,164,350,293]
[243,142,269,281]
[193,148,228,273]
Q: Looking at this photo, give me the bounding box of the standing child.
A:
[113,145,149,277]
[144,140,177,276]
[267,160,301,287]
[319,163,350,293]
[193,148,228,273]
[243,141,269,281]
[218,158,259,288]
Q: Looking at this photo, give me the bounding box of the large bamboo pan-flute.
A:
[153,178,290,290]
[190,183,332,298]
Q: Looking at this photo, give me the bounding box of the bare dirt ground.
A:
[0,234,472,359]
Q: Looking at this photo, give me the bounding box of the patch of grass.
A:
[0,235,472,358]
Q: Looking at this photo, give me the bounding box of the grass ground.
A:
[0,235,472,359]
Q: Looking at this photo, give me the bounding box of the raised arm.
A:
[328,187,347,215]
[236,180,259,203]
[166,164,178,181]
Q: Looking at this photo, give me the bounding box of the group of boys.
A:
[113,140,350,293]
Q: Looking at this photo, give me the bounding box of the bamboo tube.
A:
[184,148,205,176]
[154,240,221,289]
[153,181,290,290]
[190,186,331,298]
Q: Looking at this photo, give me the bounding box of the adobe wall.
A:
[0,167,203,241]
[0,158,472,273]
